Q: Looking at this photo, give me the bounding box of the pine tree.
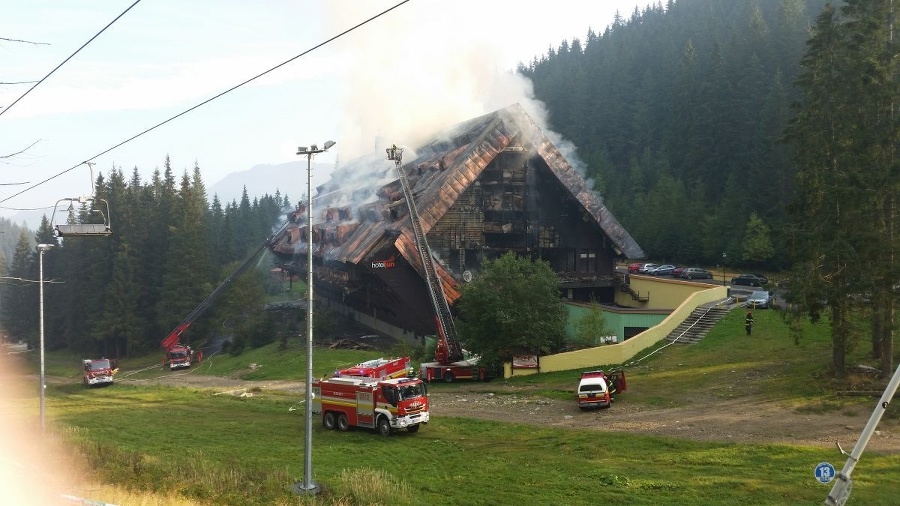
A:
[4,232,35,346]
[784,2,898,376]
[837,0,899,377]
[94,243,143,356]
[156,170,213,343]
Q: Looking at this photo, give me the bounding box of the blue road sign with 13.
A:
[815,462,836,484]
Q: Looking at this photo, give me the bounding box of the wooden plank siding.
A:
[267,103,644,332]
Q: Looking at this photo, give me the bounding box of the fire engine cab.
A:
[312,375,429,437]
[164,343,202,370]
[82,358,117,387]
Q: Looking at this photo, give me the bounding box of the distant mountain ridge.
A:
[10,161,336,229]
[208,160,334,206]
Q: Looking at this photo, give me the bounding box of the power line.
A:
[0,0,143,119]
[0,0,412,206]
[0,37,50,46]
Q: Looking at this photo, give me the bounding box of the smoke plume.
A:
[325,0,586,174]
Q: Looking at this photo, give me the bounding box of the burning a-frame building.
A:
[269,103,644,337]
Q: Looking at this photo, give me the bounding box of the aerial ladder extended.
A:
[160,220,292,366]
[387,145,463,366]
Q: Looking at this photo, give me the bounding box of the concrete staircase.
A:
[665,303,732,344]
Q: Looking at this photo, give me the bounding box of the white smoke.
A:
[325,0,586,174]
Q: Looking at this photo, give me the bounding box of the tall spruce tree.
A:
[4,232,35,346]
[156,170,213,344]
[785,1,898,377]
[838,0,899,378]
[95,243,143,357]
[785,4,857,375]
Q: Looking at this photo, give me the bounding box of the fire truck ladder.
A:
[387,145,463,363]
[160,220,293,351]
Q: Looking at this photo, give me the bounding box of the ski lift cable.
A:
[0,0,143,119]
[0,0,412,206]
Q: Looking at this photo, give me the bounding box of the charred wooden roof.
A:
[270,103,645,285]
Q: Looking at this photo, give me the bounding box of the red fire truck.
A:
[335,356,411,380]
[389,145,494,383]
[82,358,117,387]
[311,375,429,436]
[163,343,202,370]
[160,222,292,371]
[419,356,493,383]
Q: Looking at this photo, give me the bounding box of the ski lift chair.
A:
[52,196,112,237]
[51,162,113,237]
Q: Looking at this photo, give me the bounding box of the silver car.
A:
[746,290,772,309]
[680,267,713,280]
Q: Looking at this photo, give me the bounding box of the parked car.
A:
[576,370,611,409]
[648,264,675,276]
[752,273,769,285]
[746,290,773,309]
[672,266,687,278]
[680,267,713,280]
[731,274,765,287]
[627,262,643,273]
[638,263,658,274]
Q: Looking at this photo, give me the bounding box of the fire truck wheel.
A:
[323,412,336,430]
[406,424,420,433]
[337,413,350,432]
[443,371,455,383]
[377,416,392,437]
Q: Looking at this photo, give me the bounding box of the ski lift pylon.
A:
[51,162,112,238]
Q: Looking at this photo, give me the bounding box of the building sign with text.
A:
[371,255,396,269]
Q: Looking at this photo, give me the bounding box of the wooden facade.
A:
[269,104,644,336]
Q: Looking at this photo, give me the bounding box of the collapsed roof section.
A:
[270,103,645,304]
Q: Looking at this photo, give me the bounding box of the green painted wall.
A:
[505,285,729,378]
[565,304,668,344]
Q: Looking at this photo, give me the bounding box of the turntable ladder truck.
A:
[388,146,488,382]
[160,221,291,369]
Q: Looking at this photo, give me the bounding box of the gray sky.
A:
[0,0,645,221]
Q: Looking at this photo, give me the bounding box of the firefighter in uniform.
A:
[745,311,754,336]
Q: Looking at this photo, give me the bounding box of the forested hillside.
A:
[520,0,828,268]
[0,158,290,356]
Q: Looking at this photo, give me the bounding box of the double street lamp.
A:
[37,243,54,431]
[294,140,335,496]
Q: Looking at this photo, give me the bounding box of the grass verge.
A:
[20,305,900,504]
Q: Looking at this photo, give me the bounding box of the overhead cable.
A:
[0,0,412,205]
[0,0,143,119]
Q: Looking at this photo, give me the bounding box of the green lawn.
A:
[23,306,900,505]
[48,382,900,506]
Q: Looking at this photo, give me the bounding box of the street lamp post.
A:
[294,140,335,496]
[37,243,54,431]
[722,252,727,286]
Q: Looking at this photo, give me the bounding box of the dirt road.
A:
[142,372,898,453]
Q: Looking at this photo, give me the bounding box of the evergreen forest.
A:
[523,0,898,375]
[520,0,828,267]
[0,158,292,357]
[2,0,897,377]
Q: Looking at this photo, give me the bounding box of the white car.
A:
[638,263,658,273]
[576,371,610,409]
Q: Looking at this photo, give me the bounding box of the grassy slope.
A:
[31,308,900,505]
